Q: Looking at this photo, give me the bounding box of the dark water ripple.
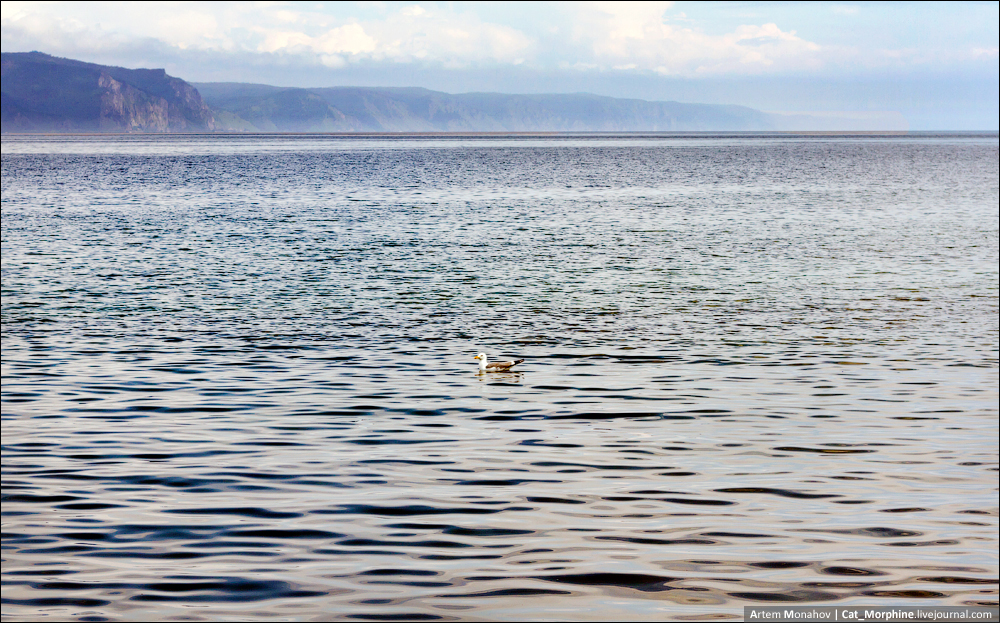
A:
[2,134,998,620]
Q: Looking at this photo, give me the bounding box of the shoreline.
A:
[7,130,998,138]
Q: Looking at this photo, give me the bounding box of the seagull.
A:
[474,353,525,372]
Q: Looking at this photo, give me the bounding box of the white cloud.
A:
[313,24,378,56]
[569,2,822,75]
[258,30,312,54]
[355,7,534,65]
[1,2,533,67]
[2,0,992,81]
[273,10,299,23]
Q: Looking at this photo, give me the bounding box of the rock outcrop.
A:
[2,52,215,132]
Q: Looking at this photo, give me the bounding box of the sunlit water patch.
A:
[2,133,997,621]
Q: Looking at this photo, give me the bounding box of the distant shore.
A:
[14,130,1000,137]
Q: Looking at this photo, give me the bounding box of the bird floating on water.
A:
[474,353,525,372]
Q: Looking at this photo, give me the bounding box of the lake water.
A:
[2,133,998,621]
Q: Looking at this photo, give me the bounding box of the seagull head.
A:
[473,353,486,360]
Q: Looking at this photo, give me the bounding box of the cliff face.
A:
[1,52,215,133]
[97,72,170,132]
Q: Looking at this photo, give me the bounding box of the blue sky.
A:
[2,1,997,129]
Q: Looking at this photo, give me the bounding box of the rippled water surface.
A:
[2,133,998,621]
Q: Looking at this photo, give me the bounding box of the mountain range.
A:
[2,52,907,133]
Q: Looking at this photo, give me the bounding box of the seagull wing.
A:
[486,358,525,370]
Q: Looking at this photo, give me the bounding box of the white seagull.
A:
[474,353,525,372]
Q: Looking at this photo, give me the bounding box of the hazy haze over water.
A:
[1,133,998,620]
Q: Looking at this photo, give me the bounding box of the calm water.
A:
[2,133,998,621]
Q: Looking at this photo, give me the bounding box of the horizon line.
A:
[7,131,1000,137]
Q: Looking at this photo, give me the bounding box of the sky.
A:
[2,1,998,129]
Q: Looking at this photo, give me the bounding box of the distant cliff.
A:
[2,52,907,133]
[195,83,778,132]
[1,52,215,132]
